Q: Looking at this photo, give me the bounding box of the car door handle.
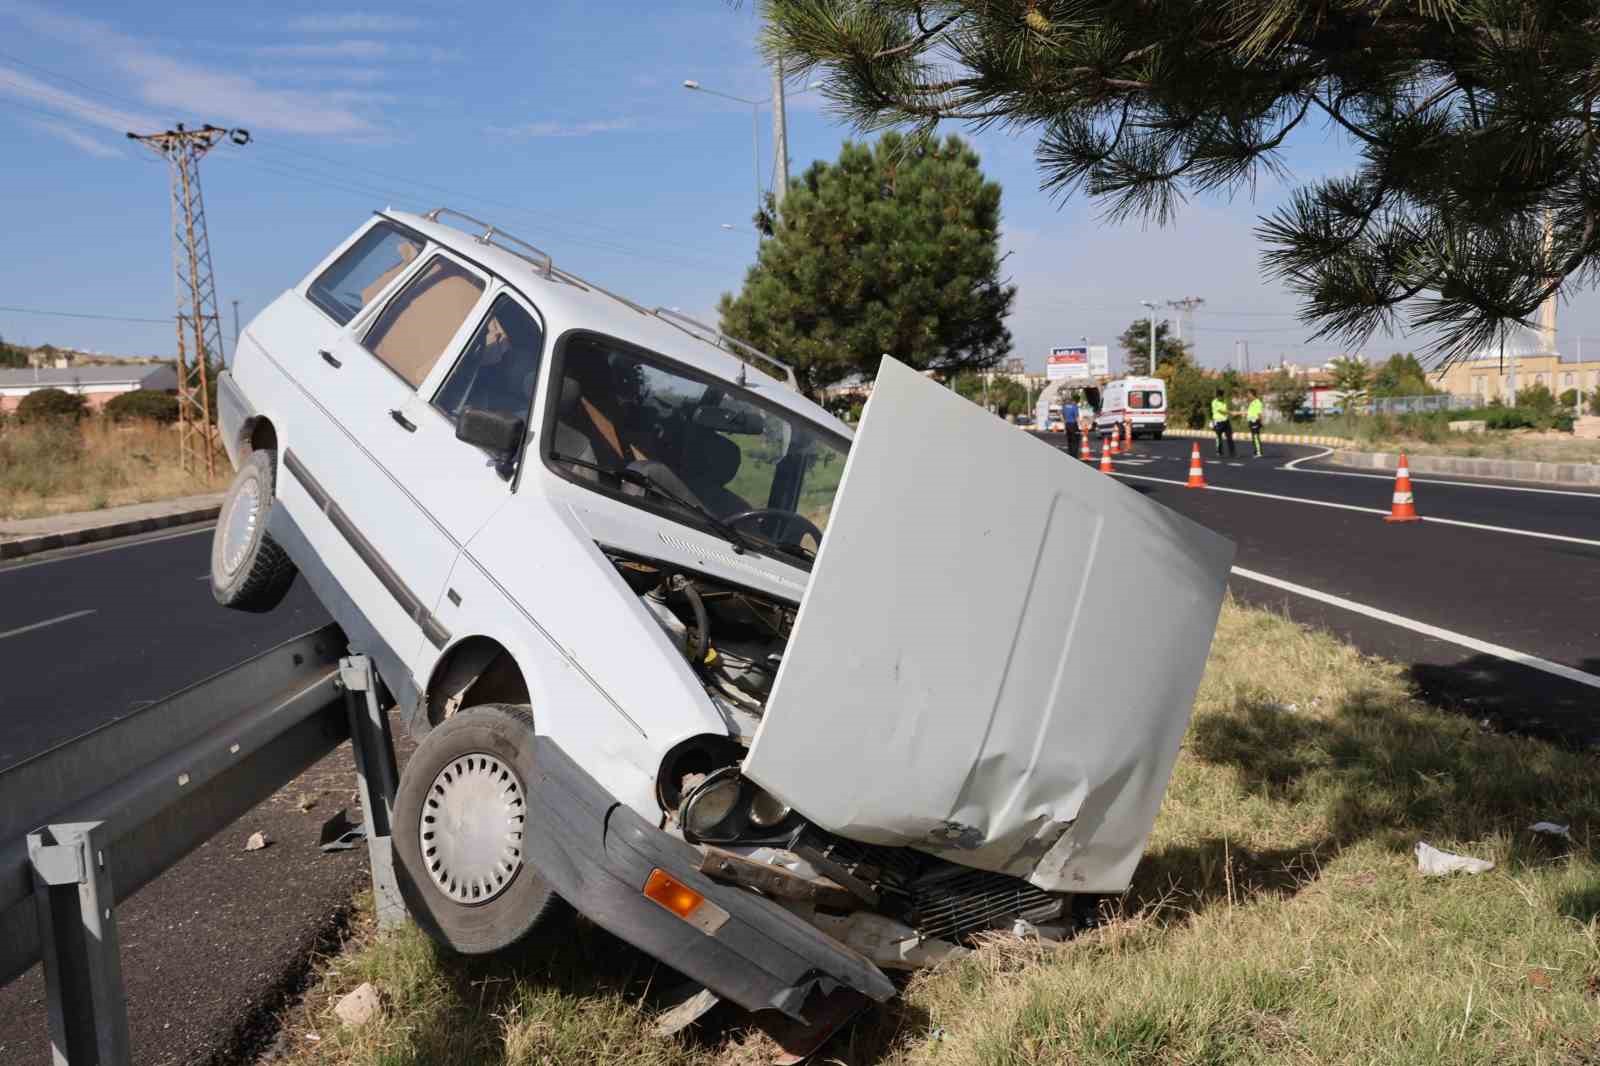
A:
[319,349,341,368]
[389,409,416,433]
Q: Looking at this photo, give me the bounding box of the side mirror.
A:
[456,407,525,460]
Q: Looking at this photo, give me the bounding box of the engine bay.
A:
[607,549,1078,963]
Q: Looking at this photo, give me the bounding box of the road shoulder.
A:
[0,492,224,560]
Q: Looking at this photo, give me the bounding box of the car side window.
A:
[362,256,486,388]
[306,223,424,326]
[432,294,544,425]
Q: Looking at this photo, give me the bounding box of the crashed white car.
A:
[211,207,1234,1022]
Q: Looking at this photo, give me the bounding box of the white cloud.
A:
[252,65,387,86]
[26,118,121,158]
[490,119,636,138]
[0,66,161,133]
[283,13,427,33]
[254,39,459,63]
[0,1,383,137]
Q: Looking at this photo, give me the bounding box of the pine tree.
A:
[718,132,1015,396]
[763,1,1600,364]
[1117,318,1191,376]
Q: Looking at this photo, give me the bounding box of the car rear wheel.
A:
[210,448,297,613]
[393,703,564,955]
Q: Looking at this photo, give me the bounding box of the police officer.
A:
[1211,388,1236,457]
[1063,391,1081,456]
[1246,389,1265,458]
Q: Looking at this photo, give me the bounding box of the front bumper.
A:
[524,738,895,1021]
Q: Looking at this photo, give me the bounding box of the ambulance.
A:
[1093,376,1167,441]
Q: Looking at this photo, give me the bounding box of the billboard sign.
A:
[1047,345,1108,381]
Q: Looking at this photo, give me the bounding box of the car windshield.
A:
[546,333,849,566]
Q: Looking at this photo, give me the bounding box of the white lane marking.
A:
[0,608,97,641]
[1230,566,1600,692]
[1110,471,1600,548]
[1281,446,1334,470]
[195,574,211,581]
[0,525,214,574]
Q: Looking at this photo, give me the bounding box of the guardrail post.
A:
[27,821,130,1065]
[339,655,404,930]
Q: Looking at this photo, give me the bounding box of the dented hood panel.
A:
[742,358,1235,893]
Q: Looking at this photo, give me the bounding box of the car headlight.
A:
[747,787,791,828]
[681,772,741,835]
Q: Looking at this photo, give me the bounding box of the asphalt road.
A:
[0,525,359,1065]
[1044,433,1600,744]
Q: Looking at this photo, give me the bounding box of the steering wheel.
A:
[725,508,823,546]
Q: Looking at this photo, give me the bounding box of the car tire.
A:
[393,703,564,955]
[210,449,298,613]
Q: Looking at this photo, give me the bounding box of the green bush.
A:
[1560,388,1579,408]
[1515,383,1558,414]
[16,387,88,423]
[104,389,179,424]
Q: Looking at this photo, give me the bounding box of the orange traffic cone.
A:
[1078,430,1091,462]
[1123,415,1134,454]
[1107,428,1120,455]
[1099,437,1114,473]
[1185,442,1207,488]
[1385,453,1420,522]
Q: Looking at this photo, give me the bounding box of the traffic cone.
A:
[1385,453,1420,522]
[1078,431,1091,462]
[1099,437,1114,473]
[1107,428,1120,455]
[1185,442,1207,488]
[1123,415,1134,454]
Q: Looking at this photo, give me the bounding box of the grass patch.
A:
[1261,414,1600,464]
[269,601,1600,1065]
[0,418,228,521]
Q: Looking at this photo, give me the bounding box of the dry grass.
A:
[0,418,228,521]
[1265,420,1600,464]
[266,601,1600,1065]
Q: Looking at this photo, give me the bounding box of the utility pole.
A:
[1166,296,1205,359]
[127,123,250,479]
[232,299,240,352]
[771,57,789,205]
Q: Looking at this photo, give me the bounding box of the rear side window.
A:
[433,295,544,424]
[307,223,425,325]
[363,257,486,387]
[1129,390,1164,409]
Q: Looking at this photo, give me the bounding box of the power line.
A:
[0,304,171,325]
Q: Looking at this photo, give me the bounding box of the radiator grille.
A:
[911,867,1063,943]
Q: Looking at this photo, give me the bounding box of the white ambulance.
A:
[1094,376,1167,440]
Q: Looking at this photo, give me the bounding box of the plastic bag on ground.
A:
[1414,841,1494,876]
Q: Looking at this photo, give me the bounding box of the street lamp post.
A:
[1139,299,1159,375]
[683,79,762,236]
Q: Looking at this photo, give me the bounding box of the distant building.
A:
[0,365,178,413]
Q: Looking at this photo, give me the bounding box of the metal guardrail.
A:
[0,624,403,1065]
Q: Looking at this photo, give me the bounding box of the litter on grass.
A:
[1529,822,1572,841]
[1415,842,1494,876]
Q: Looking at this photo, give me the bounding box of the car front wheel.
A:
[393,703,564,954]
[210,448,298,613]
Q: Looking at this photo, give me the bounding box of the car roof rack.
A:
[419,208,797,391]
[424,207,553,279]
[650,309,798,391]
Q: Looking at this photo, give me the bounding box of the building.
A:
[0,365,178,413]
[1426,295,1600,401]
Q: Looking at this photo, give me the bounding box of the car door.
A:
[375,286,548,677]
[302,246,494,678]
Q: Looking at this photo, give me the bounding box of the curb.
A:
[1164,427,1348,447]
[0,503,222,561]
[1327,449,1600,488]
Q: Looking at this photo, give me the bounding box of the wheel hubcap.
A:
[420,753,526,905]
[220,477,260,576]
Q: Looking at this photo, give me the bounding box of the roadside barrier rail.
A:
[0,624,402,1065]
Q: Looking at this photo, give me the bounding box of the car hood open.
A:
[742,358,1235,893]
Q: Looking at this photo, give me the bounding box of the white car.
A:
[211,208,1233,1021]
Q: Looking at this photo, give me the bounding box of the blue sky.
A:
[4,0,1599,375]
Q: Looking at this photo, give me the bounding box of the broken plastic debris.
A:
[1414,842,1493,876]
[1529,822,1572,841]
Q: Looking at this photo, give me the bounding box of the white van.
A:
[1095,376,1167,440]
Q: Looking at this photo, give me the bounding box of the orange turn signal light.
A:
[643,868,704,919]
